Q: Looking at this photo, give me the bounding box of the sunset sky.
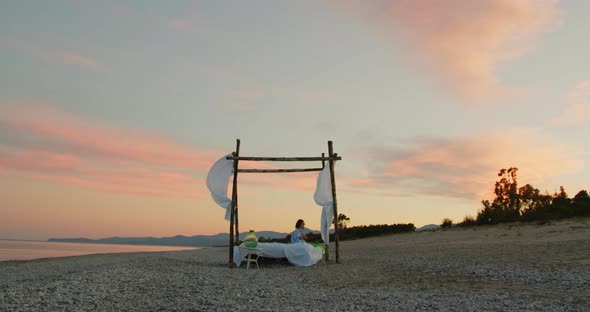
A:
[1,0,589,241]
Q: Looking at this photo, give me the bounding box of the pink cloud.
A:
[0,150,87,171]
[56,51,105,71]
[552,80,590,125]
[348,129,582,200]
[0,108,333,200]
[0,36,106,72]
[169,18,194,32]
[0,104,223,198]
[2,105,218,169]
[335,0,561,104]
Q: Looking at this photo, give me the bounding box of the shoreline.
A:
[0,248,205,264]
[1,218,589,311]
[0,240,201,263]
[0,238,207,248]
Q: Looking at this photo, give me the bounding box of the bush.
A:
[339,223,415,241]
[441,218,453,229]
[457,215,477,227]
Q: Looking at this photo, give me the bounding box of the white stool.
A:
[240,247,261,269]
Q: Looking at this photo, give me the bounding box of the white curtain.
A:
[314,165,334,245]
[206,154,233,221]
[233,243,322,267]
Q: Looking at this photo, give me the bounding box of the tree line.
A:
[445,167,590,228]
[259,218,415,244]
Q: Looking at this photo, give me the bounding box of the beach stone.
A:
[1,219,590,311]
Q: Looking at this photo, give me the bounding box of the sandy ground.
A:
[1,218,589,311]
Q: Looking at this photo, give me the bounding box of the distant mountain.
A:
[415,224,441,231]
[48,230,290,247]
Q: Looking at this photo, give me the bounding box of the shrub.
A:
[441,218,453,229]
[457,215,477,227]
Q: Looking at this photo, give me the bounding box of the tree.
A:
[572,190,590,217]
[336,213,350,229]
[519,184,539,214]
[457,215,477,227]
[441,218,453,229]
[548,186,570,219]
[494,167,521,220]
[477,167,521,224]
[519,184,552,221]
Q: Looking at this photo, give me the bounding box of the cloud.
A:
[169,18,194,32]
[55,51,105,71]
[169,18,194,31]
[552,80,590,126]
[0,104,331,197]
[219,86,342,113]
[0,36,107,72]
[349,129,582,200]
[0,104,223,198]
[71,0,130,17]
[335,0,561,104]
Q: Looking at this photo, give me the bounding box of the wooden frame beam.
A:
[238,168,323,173]
[226,156,341,162]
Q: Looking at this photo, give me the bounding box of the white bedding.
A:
[233,242,323,267]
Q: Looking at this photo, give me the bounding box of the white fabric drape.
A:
[233,243,322,267]
[314,165,334,245]
[206,154,233,221]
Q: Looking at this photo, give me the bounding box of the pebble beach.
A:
[1,218,589,311]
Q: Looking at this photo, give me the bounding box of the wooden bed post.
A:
[328,141,340,263]
[234,140,241,246]
[229,139,240,268]
[321,152,330,261]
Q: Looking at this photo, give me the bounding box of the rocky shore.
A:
[1,218,589,311]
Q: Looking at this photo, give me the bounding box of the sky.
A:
[1,0,589,241]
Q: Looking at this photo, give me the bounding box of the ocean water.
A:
[0,240,200,261]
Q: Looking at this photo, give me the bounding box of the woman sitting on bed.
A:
[291,219,308,243]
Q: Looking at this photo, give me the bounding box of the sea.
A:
[0,239,200,261]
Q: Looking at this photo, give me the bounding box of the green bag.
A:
[244,230,258,248]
